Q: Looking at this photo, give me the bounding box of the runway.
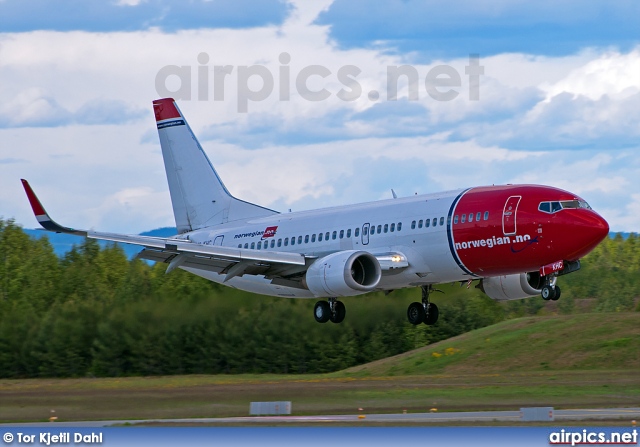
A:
[3,408,639,427]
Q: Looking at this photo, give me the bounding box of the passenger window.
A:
[277,239,282,247]
[397,222,402,231]
[291,237,295,246]
[311,234,316,243]
[461,214,466,223]
[318,233,323,242]
[439,217,444,226]
[325,232,330,240]
[244,243,249,249]
[339,230,344,239]
[411,220,416,229]
[468,213,474,223]
[305,235,309,243]
[377,225,382,233]
[298,236,302,244]
[425,218,430,227]
[476,212,481,222]
[390,223,395,232]
[384,224,388,233]
[484,211,489,220]
[355,228,360,237]
[433,218,437,227]
[347,229,351,238]
[284,238,289,246]
[257,241,262,249]
[454,215,459,224]
[418,219,423,229]
[332,231,337,240]
[238,244,242,248]
[270,240,275,248]
[250,242,255,249]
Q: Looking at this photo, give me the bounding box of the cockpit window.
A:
[539,200,592,214]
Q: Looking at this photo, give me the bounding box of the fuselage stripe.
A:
[446,188,477,277]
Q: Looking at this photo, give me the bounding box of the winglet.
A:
[20,179,86,236]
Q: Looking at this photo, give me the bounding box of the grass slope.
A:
[341,313,640,377]
[1,313,639,422]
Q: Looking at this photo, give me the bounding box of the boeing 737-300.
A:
[22,98,609,325]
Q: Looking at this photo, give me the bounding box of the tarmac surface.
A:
[3,408,639,427]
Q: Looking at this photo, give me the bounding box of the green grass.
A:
[0,313,638,423]
[338,313,640,377]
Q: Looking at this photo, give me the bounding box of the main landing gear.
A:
[407,285,439,325]
[314,298,346,324]
[541,276,561,301]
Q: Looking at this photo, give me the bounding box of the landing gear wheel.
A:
[551,285,561,301]
[541,285,555,301]
[314,301,331,323]
[424,302,439,325]
[407,302,425,325]
[330,301,346,324]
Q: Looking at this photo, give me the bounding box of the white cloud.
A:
[0,1,638,233]
[88,186,172,231]
[541,48,640,101]
[115,0,146,6]
[0,89,72,127]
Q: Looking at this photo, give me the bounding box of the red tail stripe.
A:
[153,98,181,122]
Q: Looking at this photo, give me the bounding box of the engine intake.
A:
[479,272,544,301]
[304,250,382,297]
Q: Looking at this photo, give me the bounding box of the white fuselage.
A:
[179,189,465,297]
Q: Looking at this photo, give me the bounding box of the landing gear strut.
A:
[314,298,346,324]
[407,285,439,325]
[541,276,561,301]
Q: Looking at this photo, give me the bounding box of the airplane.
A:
[22,97,610,325]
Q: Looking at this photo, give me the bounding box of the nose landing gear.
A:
[407,285,440,325]
[541,276,561,301]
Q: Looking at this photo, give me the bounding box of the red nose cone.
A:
[567,211,609,260]
[593,213,610,241]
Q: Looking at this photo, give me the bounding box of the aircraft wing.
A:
[21,180,307,282]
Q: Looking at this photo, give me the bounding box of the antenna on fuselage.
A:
[391,189,398,199]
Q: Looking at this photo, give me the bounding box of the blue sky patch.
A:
[0,0,291,32]
[317,0,640,59]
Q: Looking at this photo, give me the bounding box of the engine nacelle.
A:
[304,250,382,297]
[479,272,544,301]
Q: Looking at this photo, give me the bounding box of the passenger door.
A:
[361,223,370,245]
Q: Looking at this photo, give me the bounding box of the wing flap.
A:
[92,231,305,266]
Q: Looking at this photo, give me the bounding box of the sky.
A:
[0,0,639,233]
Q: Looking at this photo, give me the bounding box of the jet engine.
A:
[479,272,544,301]
[304,250,382,297]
